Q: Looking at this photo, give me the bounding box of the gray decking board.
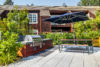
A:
[27,50,59,67]
[93,51,100,67]
[7,47,100,67]
[56,52,75,67]
[70,53,84,67]
[83,53,98,67]
[41,52,66,67]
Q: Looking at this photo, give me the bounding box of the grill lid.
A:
[24,35,41,42]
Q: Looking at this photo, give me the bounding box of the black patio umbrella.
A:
[45,12,88,24]
[45,12,89,44]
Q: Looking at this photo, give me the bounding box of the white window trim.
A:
[33,29,38,35]
[28,13,38,24]
[29,29,38,34]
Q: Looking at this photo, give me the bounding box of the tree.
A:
[77,2,82,6]
[31,3,34,6]
[75,11,100,39]
[77,0,100,6]
[4,0,13,5]
[0,7,29,35]
[0,32,23,67]
[62,3,67,7]
[27,3,34,6]
[0,7,30,66]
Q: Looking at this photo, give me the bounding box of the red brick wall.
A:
[29,24,38,29]
[29,11,41,34]
[40,16,51,33]
[41,22,51,32]
[29,16,51,34]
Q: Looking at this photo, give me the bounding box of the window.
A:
[28,13,38,24]
[33,29,38,34]
[29,29,38,34]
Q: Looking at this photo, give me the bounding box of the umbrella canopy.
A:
[45,12,89,24]
[45,12,89,45]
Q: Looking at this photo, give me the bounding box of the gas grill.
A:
[17,35,53,57]
[21,35,43,47]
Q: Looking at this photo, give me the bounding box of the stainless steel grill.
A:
[24,35,42,42]
[18,35,43,48]
[17,35,53,57]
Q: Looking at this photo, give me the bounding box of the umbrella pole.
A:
[73,23,76,45]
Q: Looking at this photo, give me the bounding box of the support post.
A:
[73,23,76,45]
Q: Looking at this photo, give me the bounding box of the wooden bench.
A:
[59,39,93,53]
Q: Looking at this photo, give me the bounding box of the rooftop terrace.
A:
[7,46,100,67]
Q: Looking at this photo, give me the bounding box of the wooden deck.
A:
[8,46,100,67]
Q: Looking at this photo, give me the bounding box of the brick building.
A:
[0,5,100,34]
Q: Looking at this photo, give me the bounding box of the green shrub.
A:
[0,31,23,66]
[42,32,73,45]
[75,11,100,39]
[0,6,28,66]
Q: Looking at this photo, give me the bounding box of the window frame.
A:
[33,29,38,34]
[28,13,38,24]
[29,29,38,34]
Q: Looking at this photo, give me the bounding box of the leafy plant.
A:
[75,11,100,39]
[4,0,13,5]
[0,6,29,35]
[0,7,29,66]
[42,32,73,45]
[0,31,23,66]
[78,0,100,6]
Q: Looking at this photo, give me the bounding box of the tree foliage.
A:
[4,0,13,5]
[77,0,100,6]
[75,11,100,39]
[0,7,30,66]
[0,7,29,35]
[42,32,73,45]
[62,3,67,7]
[0,32,23,66]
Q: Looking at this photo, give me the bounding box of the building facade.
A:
[0,6,99,34]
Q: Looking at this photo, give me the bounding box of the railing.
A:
[51,23,71,27]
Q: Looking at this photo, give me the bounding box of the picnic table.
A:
[59,39,94,53]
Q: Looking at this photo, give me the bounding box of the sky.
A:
[0,0,80,6]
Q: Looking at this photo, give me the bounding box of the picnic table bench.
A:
[59,39,94,53]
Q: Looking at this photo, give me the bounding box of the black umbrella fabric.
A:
[45,12,89,45]
[45,12,89,24]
